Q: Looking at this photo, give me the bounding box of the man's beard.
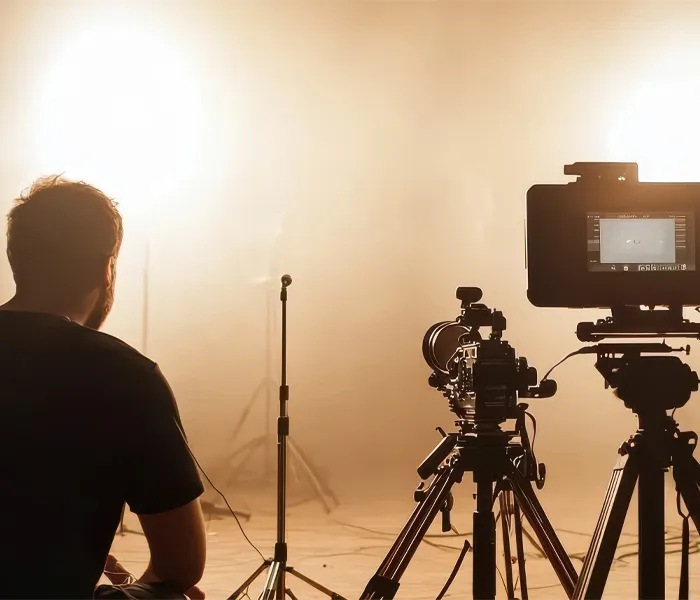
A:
[84,284,114,330]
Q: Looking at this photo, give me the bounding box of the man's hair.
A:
[7,175,123,291]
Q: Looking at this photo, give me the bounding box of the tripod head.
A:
[573,306,700,416]
[417,402,546,491]
[593,343,699,416]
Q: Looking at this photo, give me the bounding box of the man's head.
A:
[6,176,123,329]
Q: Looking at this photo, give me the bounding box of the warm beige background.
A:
[1,1,700,597]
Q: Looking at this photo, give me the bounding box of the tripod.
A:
[361,408,578,600]
[221,271,337,514]
[229,275,346,600]
[572,351,700,599]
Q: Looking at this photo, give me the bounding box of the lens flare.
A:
[32,23,202,220]
[609,77,700,182]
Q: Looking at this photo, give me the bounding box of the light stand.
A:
[118,237,250,537]
[229,275,345,600]
[117,238,151,537]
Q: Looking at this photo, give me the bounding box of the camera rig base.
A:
[359,409,578,600]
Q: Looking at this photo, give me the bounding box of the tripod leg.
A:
[228,379,268,448]
[572,452,639,600]
[360,466,461,599]
[118,504,126,536]
[227,436,267,475]
[508,470,578,599]
[257,561,283,600]
[473,478,497,600]
[286,567,347,599]
[498,492,516,599]
[513,501,528,600]
[638,455,666,599]
[288,439,337,511]
[228,561,270,600]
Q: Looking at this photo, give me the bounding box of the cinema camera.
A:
[423,286,555,425]
[361,288,577,600]
[526,162,700,600]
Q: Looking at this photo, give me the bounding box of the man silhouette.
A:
[0,176,206,598]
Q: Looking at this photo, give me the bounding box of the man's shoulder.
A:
[74,326,156,375]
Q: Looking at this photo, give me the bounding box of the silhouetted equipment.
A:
[526,157,700,596]
[229,275,345,600]
[569,309,700,600]
[361,288,575,599]
[422,286,556,426]
[527,161,700,308]
[577,304,700,342]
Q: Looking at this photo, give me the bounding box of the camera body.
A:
[526,162,700,308]
[458,337,536,423]
[424,287,550,425]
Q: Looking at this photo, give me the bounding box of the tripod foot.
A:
[229,562,345,600]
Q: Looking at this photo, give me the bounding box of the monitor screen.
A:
[586,211,695,272]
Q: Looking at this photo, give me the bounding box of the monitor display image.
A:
[586,212,695,272]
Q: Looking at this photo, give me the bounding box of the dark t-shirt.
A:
[0,311,204,598]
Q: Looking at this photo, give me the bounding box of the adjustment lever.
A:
[536,463,547,490]
[418,431,458,480]
[441,493,454,533]
[414,481,426,503]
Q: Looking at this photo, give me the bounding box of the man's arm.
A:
[137,499,206,592]
[122,365,207,594]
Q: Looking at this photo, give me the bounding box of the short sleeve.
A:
[122,365,204,515]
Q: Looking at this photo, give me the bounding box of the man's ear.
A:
[105,256,116,288]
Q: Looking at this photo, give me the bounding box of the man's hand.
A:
[104,555,133,585]
[104,554,205,599]
[184,585,206,599]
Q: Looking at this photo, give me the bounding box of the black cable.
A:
[496,565,508,597]
[436,540,470,599]
[173,417,266,562]
[540,348,588,382]
[525,411,537,457]
[334,518,700,563]
[523,410,541,483]
[333,519,471,540]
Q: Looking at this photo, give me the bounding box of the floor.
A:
[105,495,700,599]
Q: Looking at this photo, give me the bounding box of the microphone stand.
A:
[229,275,345,600]
[222,263,336,513]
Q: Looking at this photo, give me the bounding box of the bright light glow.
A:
[608,77,700,182]
[32,23,202,222]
